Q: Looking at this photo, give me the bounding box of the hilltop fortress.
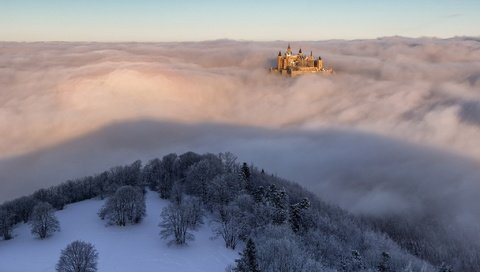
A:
[270,44,334,77]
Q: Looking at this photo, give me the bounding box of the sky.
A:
[1,0,479,41]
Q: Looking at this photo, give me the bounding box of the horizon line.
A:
[1,35,479,44]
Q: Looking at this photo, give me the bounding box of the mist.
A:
[1,37,480,257]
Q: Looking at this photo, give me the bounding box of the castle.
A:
[270,44,334,77]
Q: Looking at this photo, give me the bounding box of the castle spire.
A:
[286,43,292,55]
[310,51,313,57]
[278,51,282,57]
[299,48,302,54]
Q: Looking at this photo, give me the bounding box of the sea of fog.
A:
[1,37,480,245]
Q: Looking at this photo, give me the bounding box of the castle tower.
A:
[277,51,283,70]
[307,51,315,67]
[316,56,323,69]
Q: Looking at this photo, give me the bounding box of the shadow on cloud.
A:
[1,119,480,236]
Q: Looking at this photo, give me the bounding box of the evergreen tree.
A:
[438,262,453,272]
[241,163,251,182]
[266,185,289,225]
[377,251,391,272]
[234,238,260,272]
[253,186,265,203]
[289,198,311,233]
[351,250,365,271]
[240,163,253,193]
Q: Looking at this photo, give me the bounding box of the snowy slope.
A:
[0,191,238,272]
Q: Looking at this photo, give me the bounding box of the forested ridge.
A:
[0,152,447,271]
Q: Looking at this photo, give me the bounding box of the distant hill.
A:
[0,151,436,271]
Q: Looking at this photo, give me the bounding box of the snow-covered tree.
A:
[159,196,203,245]
[143,158,162,191]
[265,185,289,225]
[206,173,244,211]
[56,240,98,272]
[289,198,311,233]
[170,180,185,205]
[240,162,251,183]
[233,238,260,272]
[93,171,109,200]
[185,156,223,201]
[98,185,146,226]
[213,205,244,249]
[158,153,178,199]
[176,152,203,180]
[183,196,203,229]
[0,209,14,240]
[29,202,60,239]
[11,196,36,223]
[350,250,366,271]
[254,224,327,272]
[437,262,453,272]
[378,251,391,272]
[219,152,238,173]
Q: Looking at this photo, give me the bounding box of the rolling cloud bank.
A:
[1,37,480,267]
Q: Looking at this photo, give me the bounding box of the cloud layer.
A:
[1,38,480,261]
[1,38,480,160]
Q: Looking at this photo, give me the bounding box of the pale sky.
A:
[1,0,479,41]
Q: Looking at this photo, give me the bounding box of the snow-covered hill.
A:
[0,190,238,272]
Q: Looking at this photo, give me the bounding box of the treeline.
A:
[367,214,479,272]
[0,152,438,271]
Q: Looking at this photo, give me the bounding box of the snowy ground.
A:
[0,191,238,272]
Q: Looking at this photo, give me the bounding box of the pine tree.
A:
[351,250,366,271]
[241,163,251,182]
[234,238,260,272]
[240,163,252,193]
[289,198,311,233]
[253,186,265,203]
[266,185,288,225]
[438,262,453,272]
[377,251,391,272]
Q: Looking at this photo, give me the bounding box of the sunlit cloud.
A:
[1,38,479,159]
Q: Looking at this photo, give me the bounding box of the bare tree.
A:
[29,202,60,239]
[159,196,203,245]
[56,240,98,272]
[98,185,145,226]
[213,205,244,249]
[219,152,238,173]
[0,209,14,240]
